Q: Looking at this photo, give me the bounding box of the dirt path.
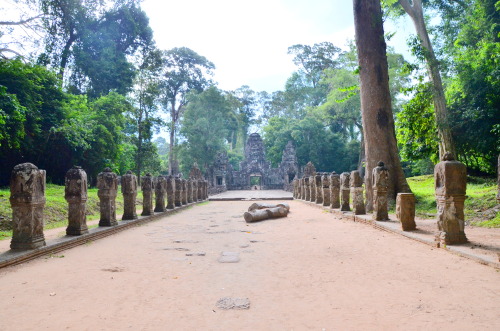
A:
[0,200,499,330]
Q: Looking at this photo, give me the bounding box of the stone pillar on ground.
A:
[309,176,316,202]
[497,154,500,204]
[372,161,389,221]
[300,178,305,200]
[315,174,323,204]
[187,179,193,203]
[141,173,154,216]
[181,179,188,205]
[191,179,198,202]
[97,168,118,227]
[204,180,209,199]
[304,177,310,201]
[10,163,46,249]
[197,180,203,201]
[121,170,138,220]
[154,176,167,212]
[174,177,182,207]
[350,170,365,215]
[65,166,88,236]
[321,173,330,206]
[435,152,468,245]
[340,172,351,211]
[397,193,416,231]
[329,172,340,209]
[292,179,297,199]
[166,176,175,209]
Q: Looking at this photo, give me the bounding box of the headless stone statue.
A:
[141,173,154,216]
[154,176,167,212]
[10,163,47,249]
[97,168,118,227]
[340,172,351,211]
[65,166,89,235]
[435,152,467,245]
[372,162,389,221]
[321,173,330,206]
[329,172,340,209]
[121,170,138,220]
[350,170,365,215]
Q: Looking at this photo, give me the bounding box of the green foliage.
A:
[180,86,233,172]
[0,85,26,149]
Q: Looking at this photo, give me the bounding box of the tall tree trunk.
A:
[168,102,177,175]
[353,0,411,204]
[398,0,456,159]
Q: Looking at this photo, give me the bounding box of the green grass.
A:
[408,175,500,228]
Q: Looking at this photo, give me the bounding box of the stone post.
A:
[181,179,187,205]
[321,173,330,206]
[65,166,88,236]
[329,172,340,209]
[372,161,389,221]
[10,163,46,249]
[292,179,297,199]
[435,152,468,245]
[174,177,182,207]
[197,180,203,201]
[300,178,305,200]
[154,176,167,212]
[166,176,175,209]
[97,168,118,227]
[191,179,198,202]
[304,177,310,201]
[497,154,500,204]
[121,171,138,220]
[141,173,154,216]
[204,180,209,199]
[350,170,365,215]
[315,174,323,204]
[187,179,193,203]
[309,176,316,202]
[340,172,351,211]
[397,193,416,231]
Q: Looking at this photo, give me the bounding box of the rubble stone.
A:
[65,166,89,235]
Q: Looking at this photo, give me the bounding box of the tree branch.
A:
[0,48,23,58]
[0,15,43,26]
[398,0,415,18]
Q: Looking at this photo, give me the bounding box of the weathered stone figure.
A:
[65,166,89,235]
[497,154,500,204]
[187,179,193,203]
[197,179,203,201]
[372,162,389,221]
[435,152,467,245]
[321,173,330,206]
[340,172,351,211]
[141,173,154,216]
[299,178,305,200]
[97,168,118,227]
[350,170,366,215]
[292,178,298,199]
[154,176,167,212]
[309,176,316,202]
[175,177,182,207]
[191,179,198,202]
[302,177,309,201]
[315,174,323,204]
[166,176,175,209]
[121,170,138,220]
[181,179,188,205]
[329,172,340,209]
[204,180,209,199]
[303,161,316,178]
[10,163,46,249]
[396,193,416,231]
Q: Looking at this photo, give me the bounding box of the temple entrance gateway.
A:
[250,175,262,190]
[207,133,298,193]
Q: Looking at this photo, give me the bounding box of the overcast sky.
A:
[142,0,415,93]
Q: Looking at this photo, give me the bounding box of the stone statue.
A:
[396,193,416,231]
[97,168,118,227]
[166,176,175,209]
[65,166,89,235]
[154,176,167,212]
[435,152,467,245]
[350,170,365,215]
[141,173,154,216]
[121,170,138,220]
[340,172,351,211]
[329,172,340,209]
[372,161,389,221]
[315,174,323,204]
[10,163,46,249]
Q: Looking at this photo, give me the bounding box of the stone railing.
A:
[293,157,470,245]
[6,163,209,252]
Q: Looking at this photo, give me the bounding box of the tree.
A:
[180,86,232,172]
[385,0,456,159]
[159,47,214,175]
[353,0,410,208]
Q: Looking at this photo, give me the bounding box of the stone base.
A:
[141,210,153,216]
[66,225,89,236]
[11,235,46,250]
[438,231,468,245]
[99,219,118,227]
[122,213,138,221]
[154,206,166,213]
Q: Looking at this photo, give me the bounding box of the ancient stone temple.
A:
[207,133,298,192]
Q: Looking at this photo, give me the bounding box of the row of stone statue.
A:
[293,155,469,246]
[8,163,208,250]
[292,162,414,223]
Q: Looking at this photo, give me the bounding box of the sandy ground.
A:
[0,200,499,330]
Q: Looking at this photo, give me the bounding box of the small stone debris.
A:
[216,297,250,310]
[162,247,190,251]
[185,252,206,256]
[218,251,240,263]
[172,240,199,244]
